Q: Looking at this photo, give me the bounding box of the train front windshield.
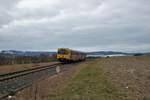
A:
[58,49,69,54]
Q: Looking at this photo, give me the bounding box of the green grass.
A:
[50,60,127,100]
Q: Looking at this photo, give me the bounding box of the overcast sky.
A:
[0,0,150,52]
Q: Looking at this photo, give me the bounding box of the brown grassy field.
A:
[0,62,59,74]
[97,55,150,100]
[7,55,150,100]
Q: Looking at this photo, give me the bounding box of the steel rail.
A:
[0,62,62,100]
[0,62,61,81]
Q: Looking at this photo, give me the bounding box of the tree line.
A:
[0,53,57,65]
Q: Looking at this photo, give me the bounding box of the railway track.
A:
[0,62,62,100]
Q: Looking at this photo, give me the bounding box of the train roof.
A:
[58,48,86,54]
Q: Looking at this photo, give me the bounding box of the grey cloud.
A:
[0,0,150,52]
[0,0,19,27]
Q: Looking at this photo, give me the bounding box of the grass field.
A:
[50,60,127,100]
[11,56,150,100]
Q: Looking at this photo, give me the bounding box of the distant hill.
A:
[86,51,128,55]
[0,50,56,57]
[87,51,150,57]
[0,50,149,57]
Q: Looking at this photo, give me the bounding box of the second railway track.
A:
[0,62,62,100]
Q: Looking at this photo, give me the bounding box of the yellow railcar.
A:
[57,48,86,63]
